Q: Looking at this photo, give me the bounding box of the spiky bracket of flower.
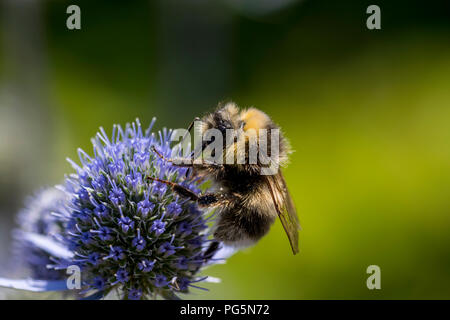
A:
[0,119,224,300]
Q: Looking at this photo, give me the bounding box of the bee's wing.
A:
[266,171,300,254]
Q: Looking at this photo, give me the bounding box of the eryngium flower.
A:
[1,119,221,299]
[12,188,67,280]
[55,119,216,299]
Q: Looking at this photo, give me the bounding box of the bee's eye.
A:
[217,119,231,134]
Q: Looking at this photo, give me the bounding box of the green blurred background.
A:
[1,0,450,299]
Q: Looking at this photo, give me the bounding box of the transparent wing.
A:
[266,171,300,254]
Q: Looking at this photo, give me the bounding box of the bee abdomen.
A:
[213,208,276,247]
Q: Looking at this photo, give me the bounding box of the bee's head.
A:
[196,103,236,153]
[197,102,274,157]
[196,102,288,171]
[202,102,271,135]
[204,102,240,133]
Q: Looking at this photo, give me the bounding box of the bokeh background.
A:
[1,0,450,299]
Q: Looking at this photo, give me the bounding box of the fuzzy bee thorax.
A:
[240,108,271,132]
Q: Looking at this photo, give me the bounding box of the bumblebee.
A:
[149,102,300,254]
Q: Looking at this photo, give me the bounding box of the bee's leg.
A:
[151,146,193,167]
[151,146,223,170]
[181,117,201,177]
[203,241,220,260]
[181,116,201,144]
[151,115,201,166]
[147,177,230,207]
[185,167,191,179]
[147,177,199,201]
[196,193,230,207]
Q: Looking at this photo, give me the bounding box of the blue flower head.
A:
[32,119,222,299]
[12,188,68,280]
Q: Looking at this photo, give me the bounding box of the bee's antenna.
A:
[181,117,201,145]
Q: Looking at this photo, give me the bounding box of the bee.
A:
[148,102,300,254]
